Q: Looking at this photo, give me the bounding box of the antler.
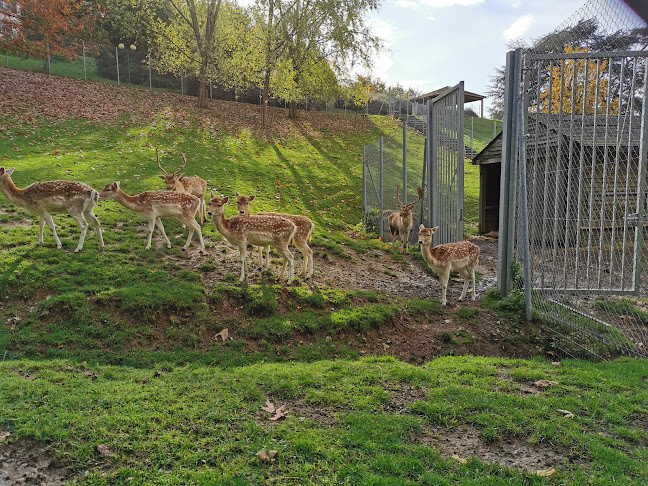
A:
[396,186,404,206]
[411,186,423,205]
[177,151,188,175]
[156,147,168,175]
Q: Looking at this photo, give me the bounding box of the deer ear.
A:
[114,181,121,189]
[249,195,256,201]
[431,226,438,233]
[223,196,229,204]
[419,224,425,231]
[210,190,216,198]
[6,167,15,176]
[157,175,166,179]
[235,190,240,197]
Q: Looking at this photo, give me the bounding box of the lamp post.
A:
[116,43,124,84]
[116,43,136,85]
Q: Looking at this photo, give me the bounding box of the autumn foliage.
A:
[537,46,620,115]
[0,0,104,61]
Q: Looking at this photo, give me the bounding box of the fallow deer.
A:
[418,224,479,306]
[157,149,208,224]
[208,193,297,284]
[0,167,104,252]
[99,181,204,252]
[388,186,423,254]
[235,190,315,278]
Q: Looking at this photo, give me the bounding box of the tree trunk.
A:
[198,61,208,108]
[262,71,271,126]
[289,100,298,120]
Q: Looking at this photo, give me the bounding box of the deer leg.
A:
[403,228,410,254]
[296,241,313,277]
[471,269,477,301]
[257,246,265,266]
[265,246,270,269]
[459,275,469,301]
[278,245,294,284]
[439,271,449,306]
[85,209,104,250]
[42,213,62,249]
[71,213,89,253]
[144,218,156,249]
[184,219,204,252]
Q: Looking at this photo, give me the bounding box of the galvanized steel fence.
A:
[499,0,648,359]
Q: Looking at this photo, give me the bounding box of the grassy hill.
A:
[0,67,646,485]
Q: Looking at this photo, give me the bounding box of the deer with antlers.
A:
[157,149,208,224]
[0,167,104,252]
[418,225,479,306]
[388,186,423,254]
[235,191,315,278]
[99,181,204,252]
[208,193,297,284]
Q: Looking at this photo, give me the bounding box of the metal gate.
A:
[499,47,648,358]
[426,82,465,245]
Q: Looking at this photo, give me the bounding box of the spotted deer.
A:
[235,191,314,278]
[0,167,104,252]
[388,186,423,254]
[99,181,204,252]
[157,149,208,224]
[208,193,297,284]
[417,225,479,306]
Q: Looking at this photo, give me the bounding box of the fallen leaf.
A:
[551,362,563,367]
[557,409,575,419]
[256,448,278,462]
[261,398,276,414]
[0,431,11,443]
[270,404,289,421]
[215,328,229,342]
[535,466,557,476]
[451,454,467,464]
[96,444,115,456]
[534,380,558,387]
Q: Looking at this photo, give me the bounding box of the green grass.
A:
[0,356,646,485]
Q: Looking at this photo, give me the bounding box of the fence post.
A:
[379,135,384,239]
[82,41,87,81]
[181,76,184,95]
[362,145,367,226]
[5,52,8,68]
[403,114,408,204]
[426,98,435,238]
[497,49,522,296]
[470,116,474,157]
[632,59,648,293]
[149,58,152,90]
[46,43,51,75]
[116,46,120,85]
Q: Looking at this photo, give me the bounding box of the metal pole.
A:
[82,40,87,81]
[632,58,648,292]
[181,76,184,95]
[116,46,120,85]
[46,43,51,75]
[127,50,131,84]
[149,58,152,90]
[403,114,408,204]
[470,116,474,158]
[379,136,384,239]
[5,52,8,67]
[497,49,522,296]
[362,146,367,225]
[427,99,435,242]
[516,63,532,320]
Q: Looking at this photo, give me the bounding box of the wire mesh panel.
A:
[427,83,465,245]
[502,0,648,359]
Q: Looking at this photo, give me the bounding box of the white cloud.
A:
[420,0,484,7]
[395,0,419,8]
[502,14,535,40]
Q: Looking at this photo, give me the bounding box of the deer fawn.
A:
[388,186,423,254]
[418,225,479,306]
[208,193,297,284]
[235,191,315,278]
[0,167,104,252]
[99,181,204,252]
[157,149,208,224]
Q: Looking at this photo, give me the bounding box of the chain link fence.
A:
[500,0,648,359]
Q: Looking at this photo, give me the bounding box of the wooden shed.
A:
[472,133,502,234]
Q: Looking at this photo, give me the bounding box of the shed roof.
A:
[528,113,643,147]
[412,86,486,104]
[472,133,503,166]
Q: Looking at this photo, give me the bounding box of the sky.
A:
[363,0,591,115]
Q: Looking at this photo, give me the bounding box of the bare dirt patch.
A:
[0,438,71,486]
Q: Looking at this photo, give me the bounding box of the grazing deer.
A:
[208,192,297,284]
[0,167,104,252]
[235,190,315,278]
[99,181,204,252]
[157,149,208,224]
[388,186,423,254]
[418,225,479,306]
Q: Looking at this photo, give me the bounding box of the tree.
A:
[486,19,648,117]
[252,0,382,123]
[152,0,223,108]
[0,0,103,62]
